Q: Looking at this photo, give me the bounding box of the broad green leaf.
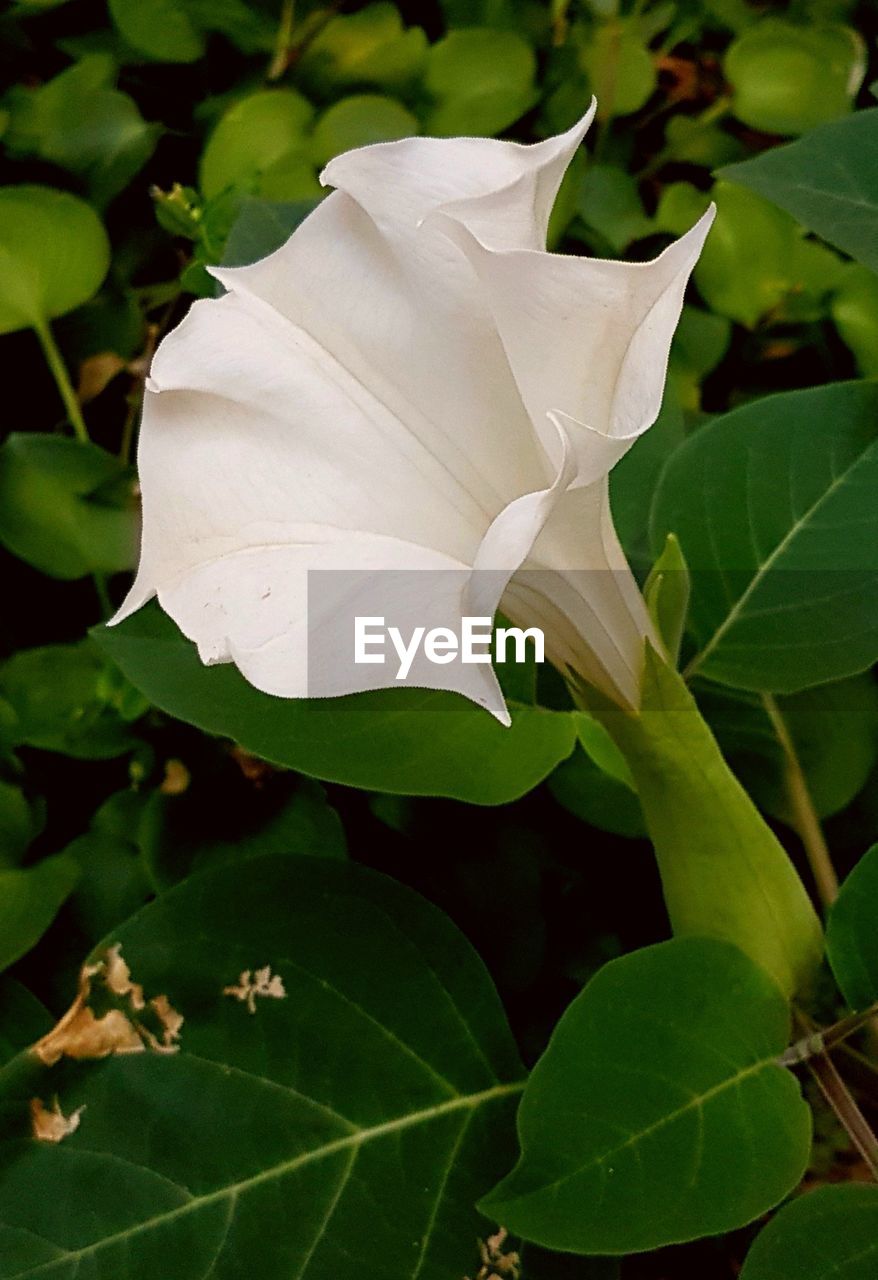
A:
[482,938,811,1254]
[63,831,154,943]
[703,675,878,824]
[310,94,418,166]
[584,648,823,998]
[825,843,878,1009]
[0,641,142,760]
[580,21,656,117]
[424,29,538,137]
[575,165,653,252]
[0,854,80,974]
[0,856,524,1278]
[740,1184,878,1279]
[94,606,578,803]
[108,0,203,62]
[725,20,865,135]
[0,186,110,335]
[0,434,137,579]
[0,981,52,1066]
[220,198,318,268]
[298,3,428,96]
[3,54,159,206]
[831,265,878,376]
[719,108,878,275]
[610,390,685,569]
[199,90,318,202]
[651,381,878,692]
[694,182,800,327]
[0,779,42,869]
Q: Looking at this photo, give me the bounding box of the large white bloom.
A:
[112,104,713,724]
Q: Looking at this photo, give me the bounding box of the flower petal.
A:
[209,188,548,514]
[504,481,654,709]
[318,103,596,249]
[154,531,510,724]
[433,205,716,478]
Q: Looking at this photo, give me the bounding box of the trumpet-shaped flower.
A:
[112,104,714,724]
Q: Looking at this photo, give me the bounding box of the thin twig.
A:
[807,1048,878,1179]
[782,1002,878,1066]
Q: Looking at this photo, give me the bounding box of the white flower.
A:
[112,103,713,725]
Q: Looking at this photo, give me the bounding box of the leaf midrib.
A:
[496,1055,776,1203]
[9,1079,525,1280]
[684,441,877,679]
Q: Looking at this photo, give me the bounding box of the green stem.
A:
[267,0,295,80]
[575,646,824,999]
[33,318,89,444]
[762,693,839,909]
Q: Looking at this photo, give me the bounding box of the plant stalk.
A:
[761,693,839,908]
[807,1048,878,1180]
[33,318,89,444]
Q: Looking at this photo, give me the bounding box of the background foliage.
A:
[1,1,877,1277]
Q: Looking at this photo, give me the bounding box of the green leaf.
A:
[310,94,418,166]
[831,265,878,375]
[694,182,801,327]
[667,304,731,411]
[108,0,203,62]
[719,108,878,275]
[580,21,656,117]
[549,747,645,838]
[0,854,80,975]
[740,1184,878,1279]
[0,980,52,1067]
[0,641,141,760]
[725,20,865,135]
[0,856,524,1276]
[575,164,653,252]
[298,3,428,96]
[63,830,154,943]
[482,938,811,1254]
[94,605,578,803]
[0,779,42,869]
[0,186,110,335]
[220,198,318,267]
[703,675,878,824]
[0,434,137,579]
[3,55,159,206]
[610,390,685,568]
[199,90,318,202]
[825,843,878,1009]
[583,648,823,998]
[651,381,878,692]
[424,28,538,137]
